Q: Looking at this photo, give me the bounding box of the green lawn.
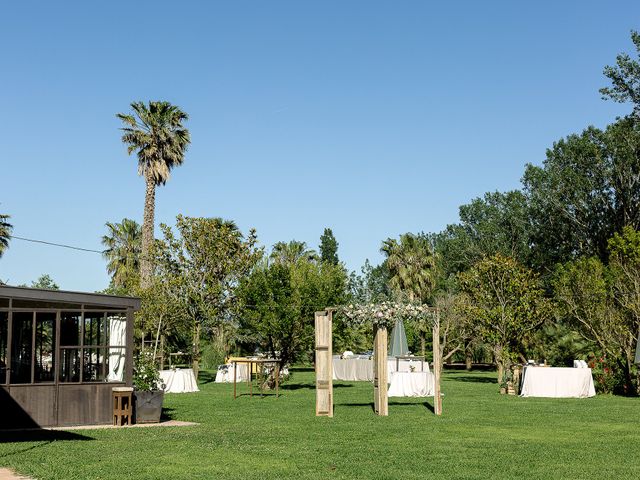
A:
[1,369,639,479]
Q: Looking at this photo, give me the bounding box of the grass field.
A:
[1,369,639,479]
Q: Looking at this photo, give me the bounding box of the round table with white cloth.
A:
[519,366,596,398]
[215,363,250,383]
[159,368,200,393]
[387,371,434,397]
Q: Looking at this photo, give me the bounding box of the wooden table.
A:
[232,358,280,399]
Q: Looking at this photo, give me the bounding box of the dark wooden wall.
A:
[2,383,124,428]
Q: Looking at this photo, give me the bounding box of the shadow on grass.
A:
[336,402,375,412]
[0,429,93,445]
[389,400,435,413]
[234,392,280,398]
[336,401,434,413]
[448,375,497,384]
[197,371,217,385]
[161,407,177,422]
[281,383,353,391]
[290,366,314,373]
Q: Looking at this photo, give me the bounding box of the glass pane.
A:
[107,347,126,382]
[0,297,8,308]
[60,312,81,346]
[34,312,56,383]
[107,314,127,347]
[83,347,107,382]
[0,312,7,383]
[59,348,80,382]
[10,312,33,383]
[83,312,107,347]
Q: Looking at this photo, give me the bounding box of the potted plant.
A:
[133,352,165,423]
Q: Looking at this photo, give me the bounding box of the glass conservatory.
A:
[0,285,139,428]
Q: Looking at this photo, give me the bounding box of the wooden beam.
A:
[315,310,333,417]
[373,326,388,416]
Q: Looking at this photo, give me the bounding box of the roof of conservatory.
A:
[0,285,141,309]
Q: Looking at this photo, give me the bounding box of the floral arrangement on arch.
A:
[340,301,436,330]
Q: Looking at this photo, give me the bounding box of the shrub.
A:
[133,352,164,391]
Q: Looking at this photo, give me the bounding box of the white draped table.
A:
[159,368,200,393]
[332,357,374,381]
[332,357,429,382]
[388,371,434,397]
[519,367,596,398]
[215,363,249,383]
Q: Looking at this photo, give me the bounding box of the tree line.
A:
[3,31,640,393]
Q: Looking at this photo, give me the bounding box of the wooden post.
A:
[432,310,442,416]
[373,326,388,416]
[315,310,333,417]
[233,360,237,399]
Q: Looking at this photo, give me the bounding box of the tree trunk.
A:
[497,362,504,386]
[495,345,504,383]
[432,316,442,416]
[420,331,425,357]
[140,173,156,289]
[192,321,201,380]
[465,341,473,371]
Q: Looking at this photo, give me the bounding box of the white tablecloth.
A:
[159,368,200,393]
[389,358,429,374]
[388,371,434,397]
[215,363,249,383]
[333,358,373,381]
[520,367,596,398]
[332,357,429,382]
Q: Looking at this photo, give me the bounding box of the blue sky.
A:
[1,1,638,292]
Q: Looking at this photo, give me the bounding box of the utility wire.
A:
[8,235,104,254]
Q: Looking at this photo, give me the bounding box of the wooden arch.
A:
[314,307,443,417]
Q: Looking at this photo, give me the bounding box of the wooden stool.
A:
[112,387,134,426]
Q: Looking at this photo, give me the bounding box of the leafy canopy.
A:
[319,228,339,265]
[600,30,640,117]
[117,101,191,186]
[102,218,141,293]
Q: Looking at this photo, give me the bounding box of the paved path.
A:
[0,468,33,480]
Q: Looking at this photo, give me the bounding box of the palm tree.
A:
[117,101,190,288]
[102,218,142,292]
[381,233,436,302]
[381,233,437,355]
[270,240,319,265]
[0,213,13,259]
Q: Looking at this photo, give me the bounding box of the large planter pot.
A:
[134,390,164,424]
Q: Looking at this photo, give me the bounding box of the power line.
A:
[9,235,104,254]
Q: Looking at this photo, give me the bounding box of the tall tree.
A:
[523,117,640,269]
[319,228,339,265]
[0,212,12,259]
[20,274,59,290]
[600,30,640,117]
[608,226,640,391]
[382,233,437,356]
[155,215,262,378]
[433,191,531,276]
[459,254,551,382]
[102,218,142,293]
[381,233,436,303]
[270,240,318,265]
[349,259,391,304]
[239,252,348,367]
[117,101,190,289]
